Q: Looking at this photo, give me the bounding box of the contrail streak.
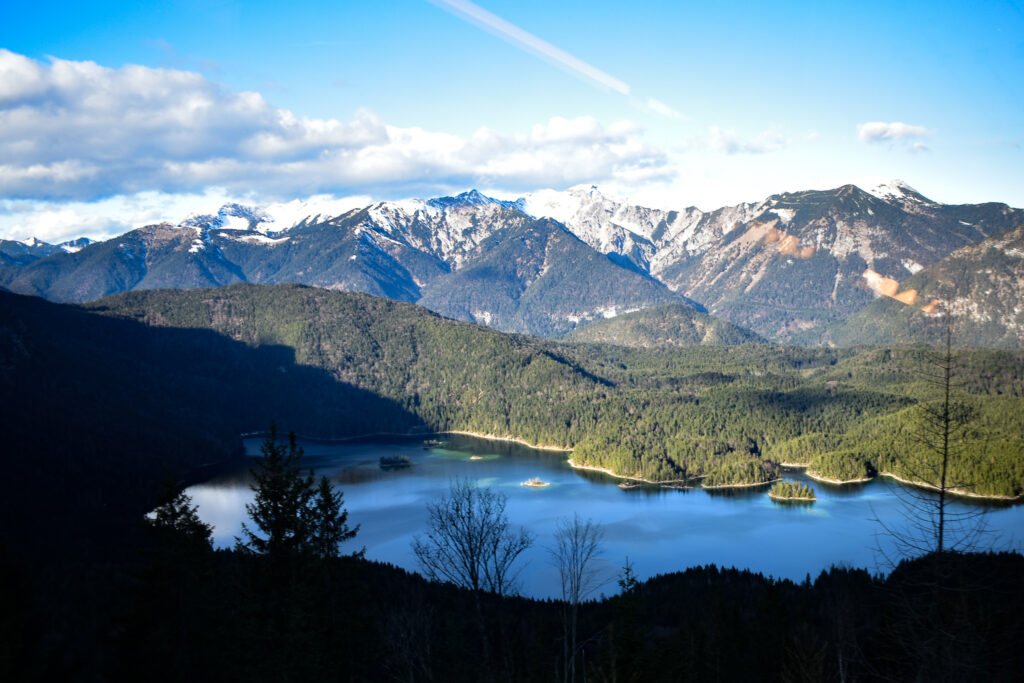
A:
[430,0,631,95]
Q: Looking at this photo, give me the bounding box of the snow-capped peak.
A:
[515,185,622,222]
[21,236,41,247]
[60,237,94,254]
[426,189,514,211]
[866,179,930,203]
[182,203,273,232]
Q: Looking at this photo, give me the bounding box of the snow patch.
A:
[866,179,926,203]
[769,208,795,223]
[218,214,252,231]
[902,259,924,274]
[219,232,290,246]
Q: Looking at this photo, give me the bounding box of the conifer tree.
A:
[147,482,213,552]
[307,475,363,560]
[236,424,361,560]
[236,424,316,559]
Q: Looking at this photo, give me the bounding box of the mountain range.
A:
[3,181,1022,345]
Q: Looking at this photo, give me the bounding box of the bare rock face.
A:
[518,182,1023,343]
[830,223,1024,348]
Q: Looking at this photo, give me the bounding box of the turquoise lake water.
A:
[186,434,1024,599]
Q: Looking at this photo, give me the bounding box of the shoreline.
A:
[243,431,1020,501]
[439,430,572,452]
[242,428,572,452]
[566,458,690,486]
[788,463,1021,501]
[702,477,781,491]
[768,493,816,502]
[804,470,874,486]
[877,470,1022,502]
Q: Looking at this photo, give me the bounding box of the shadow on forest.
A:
[0,290,421,563]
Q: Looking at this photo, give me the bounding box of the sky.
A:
[1,0,1022,243]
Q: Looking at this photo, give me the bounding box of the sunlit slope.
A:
[564,303,763,347]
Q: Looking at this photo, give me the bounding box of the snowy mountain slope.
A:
[4,182,1022,344]
[516,182,1024,342]
[416,217,686,336]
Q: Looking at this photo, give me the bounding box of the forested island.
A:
[768,481,816,501]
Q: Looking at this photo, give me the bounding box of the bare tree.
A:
[876,313,989,565]
[872,312,999,682]
[412,479,534,675]
[412,478,534,595]
[550,515,607,683]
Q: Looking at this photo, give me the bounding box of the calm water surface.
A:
[187,434,1024,599]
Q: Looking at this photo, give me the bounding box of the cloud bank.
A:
[0,49,670,202]
[709,126,787,155]
[857,121,931,146]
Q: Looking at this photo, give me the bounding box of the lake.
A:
[187,434,1024,599]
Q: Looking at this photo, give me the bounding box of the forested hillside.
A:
[563,303,763,347]
[75,283,1024,497]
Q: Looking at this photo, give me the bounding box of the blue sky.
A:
[1,0,1022,242]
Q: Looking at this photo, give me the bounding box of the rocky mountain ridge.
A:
[3,182,1022,344]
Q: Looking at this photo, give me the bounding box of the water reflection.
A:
[186,435,1024,599]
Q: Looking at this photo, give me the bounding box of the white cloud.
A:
[857,121,931,144]
[708,126,787,154]
[0,49,670,203]
[0,190,375,244]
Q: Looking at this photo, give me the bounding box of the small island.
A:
[521,477,550,488]
[768,481,816,501]
[380,454,413,470]
[423,439,446,448]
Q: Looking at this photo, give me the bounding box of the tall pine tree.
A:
[308,475,362,560]
[235,424,360,560]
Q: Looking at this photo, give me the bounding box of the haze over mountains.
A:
[3,181,1022,346]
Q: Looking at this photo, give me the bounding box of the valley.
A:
[5,5,1024,677]
[186,434,1024,599]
